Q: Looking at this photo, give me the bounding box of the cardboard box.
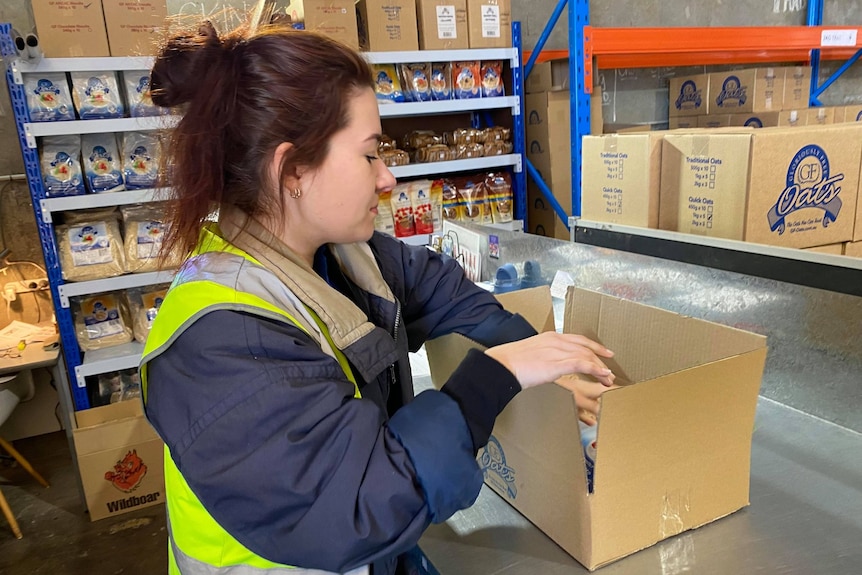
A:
[668,117,698,129]
[709,68,783,115]
[526,90,572,212]
[746,124,862,249]
[581,133,663,228]
[803,243,844,254]
[288,0,360,49]
[783,66,812,110]
[698,115,732,128]
[426,285,768,571]
[846,241,862,257]
[806,107,834,126]
[841,105,862,123]
[416,0,468,50]
[525,58,569,94]
[357,0,419,51]
[74,401,164,521]
[466,0,511,48]
[31,0,111,57]
[527,185,570,240]
[729,111,810,128]
[101,0,167,57]
[660,132,753,240]
[668,74,708,117]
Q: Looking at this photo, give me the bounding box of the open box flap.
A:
[564,287,766,384]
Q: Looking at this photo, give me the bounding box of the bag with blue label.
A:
[480,61,505,98]
[70,72,124,119]
[56,209,126,281]
[82,133,125,193]
[127,284,170,343]
[372,64,406,103]
[452,61,481,99]
[430,62,452,101]
[122,132,161,190]
[41,136,86,197]
[399,63,432,102]
[72,292,133,351]
[123,70,163,117]
[24,73,76,122]
[120,204,179,273]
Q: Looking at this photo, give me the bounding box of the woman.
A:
[140,19,615,575]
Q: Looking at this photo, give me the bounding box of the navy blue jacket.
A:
[145,233,536,574]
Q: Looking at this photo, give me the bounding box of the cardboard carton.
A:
[102,0,167,57]
[526,90,572,213]
[841,105,862,123]
[357,0,419,51]
[525,58,569,94]
[745,124,862,248]
[416,0,468,50]
[659,132,753,240]
[466,0,511,48]
[729,111,809,128]
[285,0,360,49]
[698,115,732,128]
[74,400,164,521]
[668,74,708,117]
[581,133,663,228]
[783,66,812,110]
[527,184,570,240]
[668,117,698,129]
[845,241,862,257]
[802,243,844,254]
[709,68,783,115]
[31,0,111,57]
[806,106,835,126]
[426,285,768,571]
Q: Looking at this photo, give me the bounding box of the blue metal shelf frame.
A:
[511,22,527,224]
[1,23,89,410]
[526,0,862,227]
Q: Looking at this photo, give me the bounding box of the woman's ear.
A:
[271,141,301,191]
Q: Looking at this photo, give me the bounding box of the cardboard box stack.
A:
[466,0,512,48]
[525,89,572,240]
[73,400,165,521]
[426,285,768,571]
[580,133,663,228]
[102,0,167,57]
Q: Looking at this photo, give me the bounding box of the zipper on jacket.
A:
[389,300,402,388]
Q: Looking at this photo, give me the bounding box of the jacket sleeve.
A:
[145,310,485,573]
[368,233,537,350]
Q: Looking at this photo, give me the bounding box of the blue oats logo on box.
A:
[480,435,517,499]
[674,80,702,113]
[744,116,763,128]
[767,144,844,235]
[716,75,747,108]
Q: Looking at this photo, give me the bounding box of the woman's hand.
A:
[556,373,620,425]
[484,332,615,390]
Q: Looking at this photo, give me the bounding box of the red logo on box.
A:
[104,449,148,493]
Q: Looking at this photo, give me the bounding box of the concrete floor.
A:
[0,431,167,574]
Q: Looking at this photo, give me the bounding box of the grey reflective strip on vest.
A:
[168,251,335,360]
[167,509,369,575]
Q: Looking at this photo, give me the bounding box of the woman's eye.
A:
[366,155,379,163]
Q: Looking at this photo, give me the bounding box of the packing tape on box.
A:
[692,135,710,159]
[603,135,618,152]
[658,490,696,574]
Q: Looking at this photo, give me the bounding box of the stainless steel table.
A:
[415,384,862,574]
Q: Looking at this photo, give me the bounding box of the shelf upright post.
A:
[1,23,89,410]
[808,0,824,106]
[569,0,589,218]
[512,22,527,225]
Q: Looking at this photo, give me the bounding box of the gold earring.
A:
[289,187,302,199]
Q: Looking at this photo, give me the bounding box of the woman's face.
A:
[286,88,396,253]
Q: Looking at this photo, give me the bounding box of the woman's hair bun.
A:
[150,21,225,108]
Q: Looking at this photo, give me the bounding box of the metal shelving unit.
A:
[2,22,527,410]
[520,0,862,292]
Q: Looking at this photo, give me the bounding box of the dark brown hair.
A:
[150,20,374,257]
